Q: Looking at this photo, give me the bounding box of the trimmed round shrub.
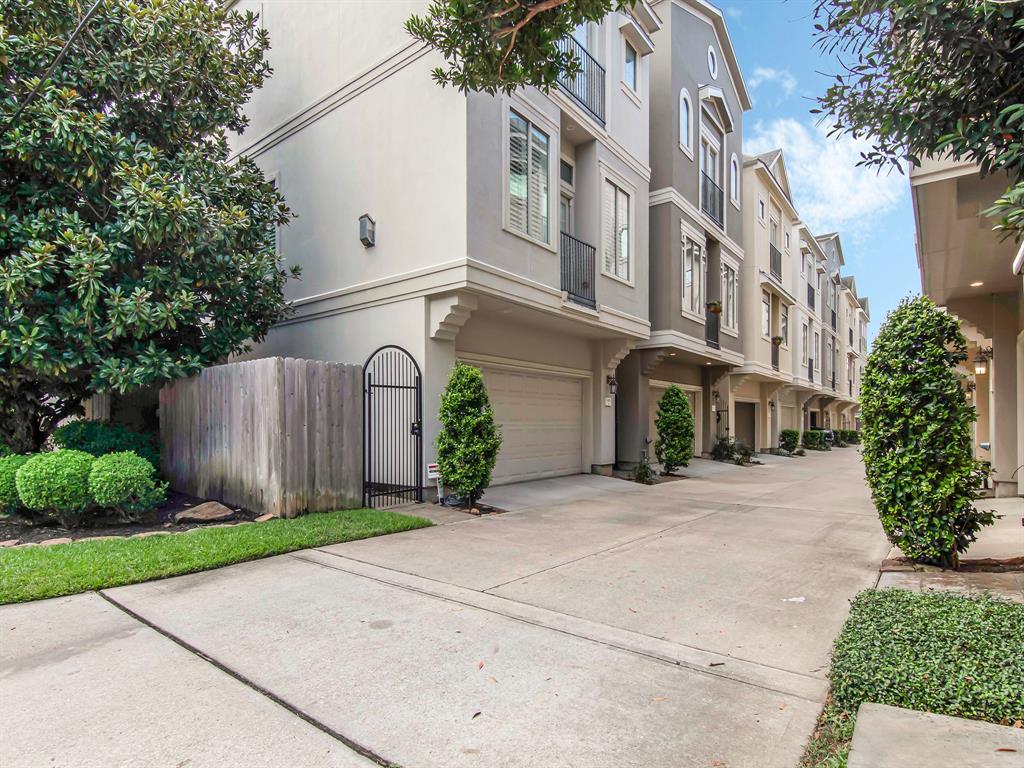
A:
[15,449,95,526]
[0,454,32,514]
[654,385,694,474]
[802,430,828,450]
[436,363,502,508]
[779,429,800,453]
[89,452,167,521]
[861,295,993,567]
[51,420,160,470]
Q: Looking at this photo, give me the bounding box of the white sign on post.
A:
[427,463,443,504]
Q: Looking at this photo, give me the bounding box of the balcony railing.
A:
[769,244,782,282]
[560,231,596,309]
[849,328,854,346]
[700,172,724,228]
[808,359,815,382]
[705,307,721,349]
[830,309,837,330]
[771,343,780,371]
[849,379,853,396]
[831,373,837,391]
[555,37,605,125]
[807,284,815,309]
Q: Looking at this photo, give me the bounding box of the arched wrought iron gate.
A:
[363,346,423,507]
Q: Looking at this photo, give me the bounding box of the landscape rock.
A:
[174,501,235,524]
[1,539,21,547]
[131,531,170,539]
[255,513,276,522]
[39,537,72,546]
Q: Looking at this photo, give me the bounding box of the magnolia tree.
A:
[406,0,639,93]
[813,0,1024,238]
[860,296,993,568]
[654,385,694,475]
[0,0,295,452]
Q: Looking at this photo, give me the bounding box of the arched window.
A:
[729,154,739,203]
[679,89,693,156]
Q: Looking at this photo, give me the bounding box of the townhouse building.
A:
[912,156,1023,497]
[227,0,663,490]
[218,0,870,498]
[617,0,752,465]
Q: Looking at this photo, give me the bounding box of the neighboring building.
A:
[219,0,871,497]
[228,0,663,486]
[912,156,1024,497]
[617,0,752,465]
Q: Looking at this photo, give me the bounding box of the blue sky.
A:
[721,0,917,338]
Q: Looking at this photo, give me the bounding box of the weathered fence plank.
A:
[160,357,362,517]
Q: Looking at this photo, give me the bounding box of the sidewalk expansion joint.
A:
[97,590,399,768]
[292,549,827,704]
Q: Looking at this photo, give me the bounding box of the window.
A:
[602,180,630,281]
[679,90,692,154]
[781,305,789,346]
[559,158,574,235]
[758,199,765,220]
[508,110,550,243]
[624,41,638,91]
[700,134,720,184]
[761,291,771,336]
[682,235,706,316]
[801,323,809,363]
[559,196,573,235]
[559,159,574,186]
[814,331,821,367]
[784,231,791,251]
[730,155,739,203]
[720,262,738,330]
[707,46,718,79]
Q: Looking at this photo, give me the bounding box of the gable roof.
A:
[666,0,752,111]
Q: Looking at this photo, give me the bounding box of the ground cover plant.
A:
[801,588,1024,767]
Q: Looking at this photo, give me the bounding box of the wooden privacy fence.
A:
[160,357,362,518]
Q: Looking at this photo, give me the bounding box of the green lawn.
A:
[801,588,1024,768]
[0,508,432,604]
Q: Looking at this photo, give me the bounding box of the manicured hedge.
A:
[779,429,800,452]
[89,452,167,522]
[0,454,31,514]
[15,450,95,526]
[802,430,829,450]
[51,420,161,471]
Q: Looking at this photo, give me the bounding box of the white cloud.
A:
[747,67,798,97]
[725,6,742,19]
[744,118,907,238]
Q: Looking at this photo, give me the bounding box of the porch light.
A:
[973,347,992,376]
[359,214,376,248]
[606,375,618,395]
[969,281,984,287]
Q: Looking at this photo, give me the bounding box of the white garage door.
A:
[478,365,584,484]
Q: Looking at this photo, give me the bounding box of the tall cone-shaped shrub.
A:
[654,385,694,475]
[861,296,993,568]
[436,364,502,508]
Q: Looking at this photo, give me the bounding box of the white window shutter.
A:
[508,112,529,235]
[602,181,615,274]
[616,187,630,280]
[527,127,549,242]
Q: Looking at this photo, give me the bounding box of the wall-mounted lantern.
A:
[606,375,618,396]
[973,346,992,376]
[359,214,376,248]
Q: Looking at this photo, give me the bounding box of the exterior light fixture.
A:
[969,281,984,287]
[359,214,376,248]
[606,375,618,395]
[973,346,992,376]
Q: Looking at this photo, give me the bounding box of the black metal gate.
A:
[363,345,423,507]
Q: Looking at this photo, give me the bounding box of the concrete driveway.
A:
[1,449,888,768]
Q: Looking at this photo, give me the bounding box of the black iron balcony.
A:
[849,379,853,395]
[560,231,597,309]
[831,373,837,391]
[849,328,854,346]
[771,342,780,371]
[808,359,815,381]
[705,306,721,349]
[700,172,724,228]
[555,37,605,124]
[830,309,837,330]
[807,284,815,309]
[769,244,782,282]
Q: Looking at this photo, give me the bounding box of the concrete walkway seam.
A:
[96,590,400,768]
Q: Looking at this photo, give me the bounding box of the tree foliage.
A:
[406,0,636,94]
[813,0,1024,239]
[860,296,993,568]
[436,363,502,508]
[653,385,693,474]
[0,0,296,452]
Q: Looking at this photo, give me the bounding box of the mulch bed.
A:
[881,555,1024,574]
[0,491,258,545]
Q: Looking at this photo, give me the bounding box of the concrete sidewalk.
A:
[1,448,887,768]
